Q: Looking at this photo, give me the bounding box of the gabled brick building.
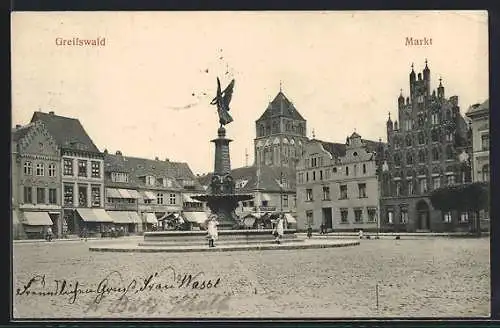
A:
[379,61,472,232]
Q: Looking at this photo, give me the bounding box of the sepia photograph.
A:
[11,10,490,319]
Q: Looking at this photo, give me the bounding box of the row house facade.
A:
[465,99,490,228]
[379,61,472,232]
[296,132,382,232]
[11,121,62,239]
[30,111,109,236]
[104,151,206,232]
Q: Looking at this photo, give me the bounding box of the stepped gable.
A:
[12,123,35,142]
[30,111,100,153]
[256,91,306,122]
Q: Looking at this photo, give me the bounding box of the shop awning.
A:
[128,190,141,199]
[183,211,208,224]
[22,211,53,226]
[284,213,296,223]
[182,194,202,203]
[145,213,158,224]
[141,191,157,200]
[106,188,122,198]
[127,211,141,224]
[107,211,133,224]
[77,208,113,222]
[117,189,133,199]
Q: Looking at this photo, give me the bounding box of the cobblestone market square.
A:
[12,11,489,321]
[13,237,490,318]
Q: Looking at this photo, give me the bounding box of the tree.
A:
[430,182,489,235]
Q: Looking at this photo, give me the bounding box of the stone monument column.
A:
[212,127,232,177]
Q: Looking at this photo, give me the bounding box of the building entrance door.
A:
[416,200,430,231]
[322,207,333,230]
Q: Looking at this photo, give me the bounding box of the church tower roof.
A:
[256,91,306,122]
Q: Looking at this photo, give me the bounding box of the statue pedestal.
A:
[192,126,254,229]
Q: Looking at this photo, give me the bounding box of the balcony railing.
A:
[105,203,138,211]
[139,204,182,212]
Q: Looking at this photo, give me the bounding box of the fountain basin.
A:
[143,229,297,243]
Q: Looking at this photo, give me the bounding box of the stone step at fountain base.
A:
[138,238,305,247]
[143,229,298,243]
[89,239,361,253]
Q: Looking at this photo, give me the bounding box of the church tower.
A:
[254,88,308,168]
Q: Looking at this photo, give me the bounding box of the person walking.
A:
[206,215,219,248]
[307,225,313,239]
[274,214,284,244]
[46,226,53,242]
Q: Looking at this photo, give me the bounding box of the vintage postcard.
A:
[11,11,489,319]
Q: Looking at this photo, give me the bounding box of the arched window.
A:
[432,148,440,161]
[394,153,401,166]
[418,150,426,163]
[446,146,454,160]
[406,135,412,147]
[406,152,413,165]
[418,132,425,145]
[23,161,32,175]
[482,164,490,182]
[431,129,439,142]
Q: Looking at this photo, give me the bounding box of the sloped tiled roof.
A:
[256,92,306,122]
[466,99,489,116]
[316,138,381,157]
[104,153,204,191]
[196,165,297,194]
[30,111,100,153]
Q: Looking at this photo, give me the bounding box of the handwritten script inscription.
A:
[16,266,222,305]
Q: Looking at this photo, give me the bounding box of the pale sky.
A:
[11,11,488,174]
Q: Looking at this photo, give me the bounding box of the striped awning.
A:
[145,213,158,224]
[22,211,53,226]
[141,191,157,200]
[107,188,141,199]
[106,188,121,198]
[183,211,208,224]
[117,189,133,199]
[107,211,141,224]
[108,211,133,224]
[77,208,113,222]
[128,190,141,199]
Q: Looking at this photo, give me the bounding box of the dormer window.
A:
[111,172,129,183]
[146,175,156,186]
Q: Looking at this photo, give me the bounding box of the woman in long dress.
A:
[207,215,219,248]
[275,215,284,244]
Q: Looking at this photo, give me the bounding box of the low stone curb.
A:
[89,240,360,253]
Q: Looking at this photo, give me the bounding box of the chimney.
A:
[49,111,55,115]
[116,150,122,155]
[103,149,108,154]
[15,124,21,129]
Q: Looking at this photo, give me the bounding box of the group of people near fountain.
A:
[204,213,285,247]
